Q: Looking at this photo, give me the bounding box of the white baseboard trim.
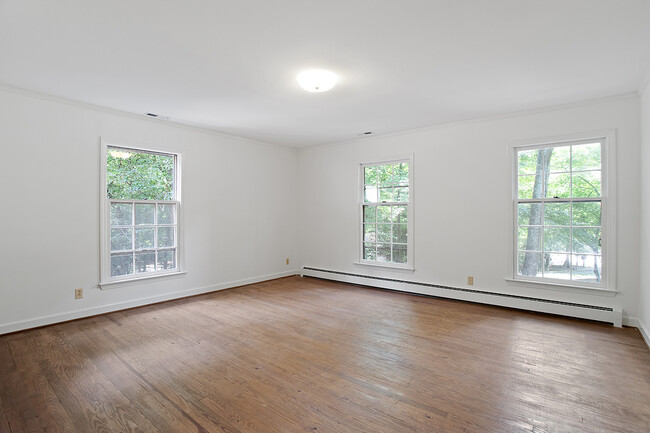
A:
[638,319,650,349]
[303,267,621,326]
[0,269,300,335]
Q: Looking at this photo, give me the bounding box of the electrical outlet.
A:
[285,258,290,265]
[467,276,474,286]
[75,288,83,299]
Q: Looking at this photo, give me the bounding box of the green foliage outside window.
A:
[516,142,603,283]
[363,161,409,264]
[106,146,177,279]
[107,147,175,200]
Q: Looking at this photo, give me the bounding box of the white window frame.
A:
[356,154,414,271]
[100,138,185,288]
[507,131,617,292]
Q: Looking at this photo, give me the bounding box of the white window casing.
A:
[507,131,616,293]
[100,138,185,288]
[357,154,414,271]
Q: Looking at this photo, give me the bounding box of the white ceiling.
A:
[1,1,650,148]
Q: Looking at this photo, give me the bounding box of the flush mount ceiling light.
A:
[296,69,338,93]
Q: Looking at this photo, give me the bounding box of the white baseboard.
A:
[303,267,621,326]
[638,319,650,349]
[0,270,300,335]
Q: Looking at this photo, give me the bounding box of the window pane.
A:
[111,253,133,277]
[363,206,376,223]
[364,224,376,242]
[543,253,570,280]
[518,252,542,277]
[364,186,378,203]
[392,245,407,264]
[544,227,570,253]
[572,202,601,226]
[518,226,541,251]
[107,147,175,200]
[572,142,601,171]
[135,252,156,273]
[364,166,378,185]
[393,224,407,243]
[135,227,154,249]
[546,173,570,198]
[157,204,176,225]
[518,149,538,175]
[363,244,376,260]
[377,224,391,242]
[135,203,155,225]
[158,227,175,248]
[394,187,409,202]
[379,187,393,202]
[111,228,132,251]
[573,228,601,254]
[392,205,407,224]
[572,171,601,197]
[378,165,393,185]
[518,203,542,226]
[377,206,391,223]
[394,163,409,185]
[549,146,570,172]
[515,140,605,285]
[544,202,570,226]
[157,249,176,270]
[110,203,132,226]
[518,175,535,199]
[572,255,601,283]
[361,160,409,265]
[377,244,391,262]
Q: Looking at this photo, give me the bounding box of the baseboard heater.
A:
[302,267,621,327]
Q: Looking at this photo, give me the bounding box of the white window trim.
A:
[355,154,414,271]
[506,130,617,293]
[99,138,186,288]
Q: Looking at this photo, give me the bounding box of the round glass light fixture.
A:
[297,69,338,93]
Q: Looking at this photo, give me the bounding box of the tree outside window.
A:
[516,141,603,283]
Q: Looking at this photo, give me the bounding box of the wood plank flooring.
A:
[1,276,649,432]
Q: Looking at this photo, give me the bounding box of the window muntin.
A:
[361,161,410,265]
[103,145,180,283]
[515,140,604,285]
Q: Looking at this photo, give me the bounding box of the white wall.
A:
[639,79,650,344]
[0,86,300,334]
[0,86,645,334]
[298,95,641,323]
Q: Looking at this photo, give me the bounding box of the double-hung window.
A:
[360,158,413,268]
[100,141,182,285]
[513,135,613,288]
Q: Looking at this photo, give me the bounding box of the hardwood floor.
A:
[1,276,649,433]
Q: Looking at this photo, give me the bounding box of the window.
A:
[360,158,412,268]
[513,136,612,288]
[100,141,182,285]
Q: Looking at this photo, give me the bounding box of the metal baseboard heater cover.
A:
[302,267,621,326]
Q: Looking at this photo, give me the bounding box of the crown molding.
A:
[0,82,298,153]
[302,92,639,152]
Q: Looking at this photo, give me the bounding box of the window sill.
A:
[100,271,187,289]
[504,277,617,296]
[354,261,415,273]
